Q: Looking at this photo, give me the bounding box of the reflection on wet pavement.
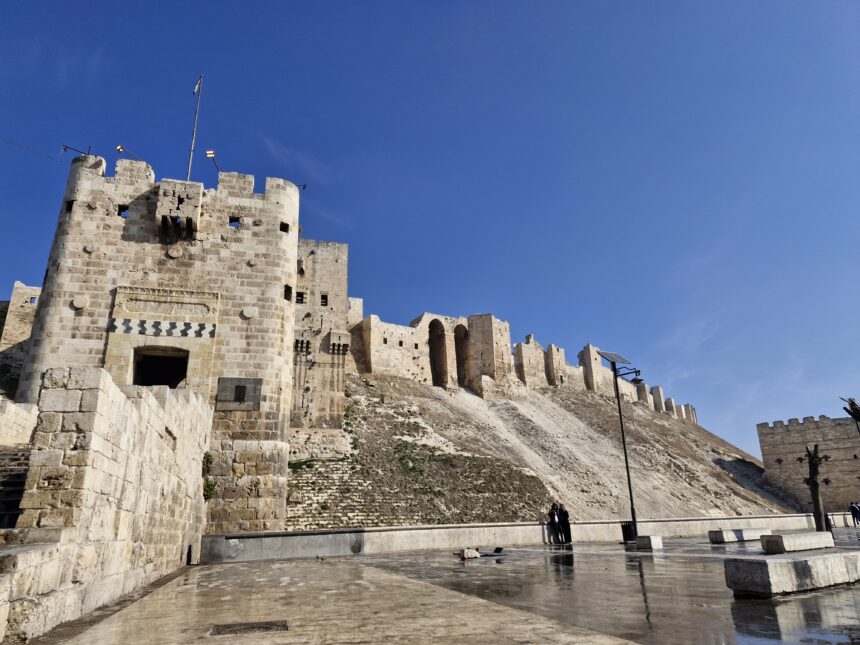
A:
[359,535,860,645]
[32,530,860,644]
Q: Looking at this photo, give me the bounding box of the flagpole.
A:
[186,75,203,181]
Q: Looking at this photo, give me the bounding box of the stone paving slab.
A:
[53,560,629,644]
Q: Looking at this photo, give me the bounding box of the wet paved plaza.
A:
[35,529,860,644]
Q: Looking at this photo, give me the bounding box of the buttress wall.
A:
[17,155,299,534]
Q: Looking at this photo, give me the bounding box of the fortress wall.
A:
[467,314,515,386]
[360,316,426,382]
[513,335,548,387]
[292,239,351,429]
[16,156,299,534]
[544,344,565,386]
[347,297,364,328]
[4,367,211,641]
[0,282,41,369]
[0,398,38,445]
[758,416,860,511]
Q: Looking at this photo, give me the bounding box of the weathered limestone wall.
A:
[0,367,211,641]
[16,156,299,534]
[0,282,41,369]
[356,309,698,419]
[758,416,860,512]
[347,297,364,328]
[0,398,38,445]
[360,316,426,381]
[291,239,351,430]
[514,335,548,387]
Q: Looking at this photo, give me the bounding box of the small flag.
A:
[193,76,202,96]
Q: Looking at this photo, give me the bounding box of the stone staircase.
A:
[0,445,29,529]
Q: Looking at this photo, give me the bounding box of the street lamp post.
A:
[597,350,642,541]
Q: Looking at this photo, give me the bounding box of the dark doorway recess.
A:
[454,324,470,388]
[133,347,189,388]
[428,319,448,387]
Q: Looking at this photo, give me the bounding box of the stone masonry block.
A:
[67,368,112,391]
[42,368,70,389]
[39,390,82,413]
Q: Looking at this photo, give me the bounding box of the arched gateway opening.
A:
[454,324,470,388]
[428,319,448,387]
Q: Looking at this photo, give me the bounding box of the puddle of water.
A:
[360,545,860,645]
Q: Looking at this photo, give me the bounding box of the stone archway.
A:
[454,324,470,388]
[428,319,448,387]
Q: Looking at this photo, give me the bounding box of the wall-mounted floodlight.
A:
[205,149,220,172]
[115,145,142,161]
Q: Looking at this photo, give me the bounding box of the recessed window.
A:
[234,385,247,403]
[383,338,388,345]
[280,222,290,233]
[398,340,403,347]
[320,293,328,307]
[414,343,418,350]
[228,216,241,229]
[297,259,305,275]
[133,347,189,389]
[28,297,37,305]
[296,292,305,304]
[284,285,292,301]
[118,205,129,219]
[64,200,74,214]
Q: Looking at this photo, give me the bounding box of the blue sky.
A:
[2,1,859,457]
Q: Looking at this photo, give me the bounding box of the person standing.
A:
[547,503,561,544]
[851,501,860,527]
[558,504,572,545]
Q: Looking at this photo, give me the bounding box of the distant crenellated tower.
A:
[18,154,300,533]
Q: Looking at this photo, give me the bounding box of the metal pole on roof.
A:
[186,75,203,181]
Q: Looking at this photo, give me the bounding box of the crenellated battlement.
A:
[756,415,838,431]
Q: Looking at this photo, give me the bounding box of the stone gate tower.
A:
[18,155,300,532]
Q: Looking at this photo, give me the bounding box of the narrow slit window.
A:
[234,385,247,403]
[398,340,403,347]
[414,343,418,350]
[65,200,74,214]
[296,292,305,304]
[28,297,37,305]
[118,205,129,219]
[284,285,292,301]
[320,293,328,307]
[280,222,290,233]
[229,216,241,229]
[383,338,388,345]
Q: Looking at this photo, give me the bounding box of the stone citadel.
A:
[0,155,700,534]
[0,155,825,640]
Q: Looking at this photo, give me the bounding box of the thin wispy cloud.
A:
[260,136,332,184]
[302,198,351,229]
[51,38,116,90]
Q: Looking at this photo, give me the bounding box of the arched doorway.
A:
[454,324,470,388]
[428,319,448,387]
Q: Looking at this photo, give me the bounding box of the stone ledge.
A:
[725,550,860,597]
[761,532,834,554]
[708,528,772,544]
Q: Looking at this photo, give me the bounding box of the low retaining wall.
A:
[201,512,852,563]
